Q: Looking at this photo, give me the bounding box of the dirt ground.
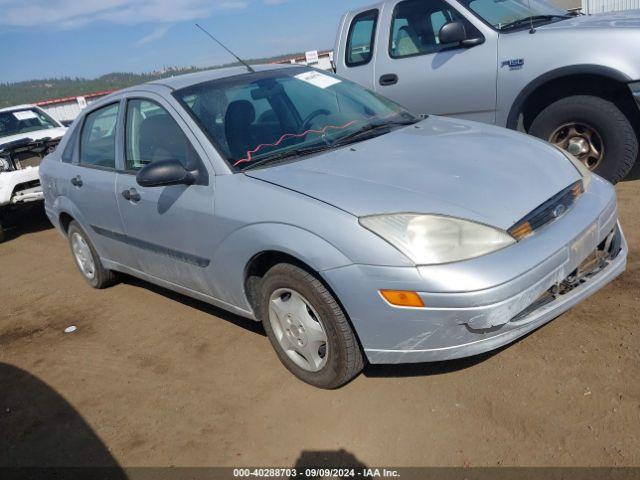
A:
[0,179,638,470]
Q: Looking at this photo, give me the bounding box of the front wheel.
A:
[529,95,638,184]
[259,263,364,389]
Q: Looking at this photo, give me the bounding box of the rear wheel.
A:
[0,215,5,243]
[259,263,364,389]
[67,221,118,289]
[529,95,638,184]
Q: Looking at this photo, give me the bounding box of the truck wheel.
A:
[529,95,638,184]
[0,216,5,244]
[67,221,118,289]
[259,263,364,389]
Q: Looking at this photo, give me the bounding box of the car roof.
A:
[0,104,37,113]
[144,63,303,91]
[77,63,310,113]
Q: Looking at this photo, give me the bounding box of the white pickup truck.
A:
[334,1,640,183]
[0,105,66,242]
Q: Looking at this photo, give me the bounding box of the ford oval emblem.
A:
[552,204,566,218]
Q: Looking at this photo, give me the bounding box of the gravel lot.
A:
[1,178,638,469]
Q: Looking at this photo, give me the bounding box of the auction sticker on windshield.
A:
[13,111,38,121]
[294,71,341,89]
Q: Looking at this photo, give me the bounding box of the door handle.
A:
[70,175,83,187]
[379,74,399,86]
[121,188,141,203]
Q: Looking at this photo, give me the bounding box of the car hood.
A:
[538,10,640,30]
[0,127,67,148]
[245,116,581,231]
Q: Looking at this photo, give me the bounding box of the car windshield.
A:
[457,0,569,30]
[0,108,59,140]
[175,67,418,171]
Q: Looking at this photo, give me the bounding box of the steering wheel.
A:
[301,109,331,131]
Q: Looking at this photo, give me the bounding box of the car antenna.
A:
[195,23,255,73]
[526,0,536,33]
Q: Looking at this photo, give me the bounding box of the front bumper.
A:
[0,167,43,207]
[323,176,627,364]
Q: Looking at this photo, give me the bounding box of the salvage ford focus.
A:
[40,65,627,388]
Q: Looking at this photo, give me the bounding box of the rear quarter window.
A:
[61,123,80,163]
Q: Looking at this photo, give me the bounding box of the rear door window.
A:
[79,103,119,169]
[346,9,379,67]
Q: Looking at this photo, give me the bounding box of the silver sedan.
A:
[40,65,627,388]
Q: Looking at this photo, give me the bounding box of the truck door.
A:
[373,0,498,124]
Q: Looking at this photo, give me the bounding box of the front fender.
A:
[210,223,353,312]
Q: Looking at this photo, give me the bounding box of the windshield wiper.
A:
[239,118,418,171]
[330,119,416,148]
[499,14,571,31]
[239,144,331,171]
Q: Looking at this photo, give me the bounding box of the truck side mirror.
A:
[439,21,485,47]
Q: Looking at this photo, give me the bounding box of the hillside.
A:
[0,53,305,108]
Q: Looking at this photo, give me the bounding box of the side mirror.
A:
[136,159,197,188]
[438,21,485,47]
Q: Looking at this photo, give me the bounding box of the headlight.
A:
[359,214,515,265]
[0,156,12,173]
[555,146,592,188]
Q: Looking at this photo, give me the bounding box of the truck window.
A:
[390,0,479,58]
[346,9,378,67]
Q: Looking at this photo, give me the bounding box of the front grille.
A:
[510,225,621,324]
[509,180,584,241]
[14,180,41,193]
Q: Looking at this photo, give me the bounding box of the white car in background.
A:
[0,105,67,241]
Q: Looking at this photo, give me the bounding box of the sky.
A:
[0,0,375,83]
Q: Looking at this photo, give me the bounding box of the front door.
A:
[374,0,498,124]
[115,95,215,294]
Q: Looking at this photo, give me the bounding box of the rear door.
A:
[64,101,136,267]
[373,0,498,123]
[115,94,216,294]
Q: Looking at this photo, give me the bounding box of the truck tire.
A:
[0,216,5,244]
[529,95,638,184]
[259,263,364,389]
[67,221,118,289]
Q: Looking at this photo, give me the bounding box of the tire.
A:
[259,263,364,389]
[67,221,118,289]
[0,214,5,243]
[529,95,638,184]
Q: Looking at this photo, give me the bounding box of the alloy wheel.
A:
[71,232,96,280]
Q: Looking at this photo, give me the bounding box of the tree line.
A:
[0,53,305,108]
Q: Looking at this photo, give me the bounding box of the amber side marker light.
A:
[380,290,425,308]
[509,221,534,241]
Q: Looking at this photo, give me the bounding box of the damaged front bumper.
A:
[323,176,627,364]
[0,137,58,209]
[0,168,44,208]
